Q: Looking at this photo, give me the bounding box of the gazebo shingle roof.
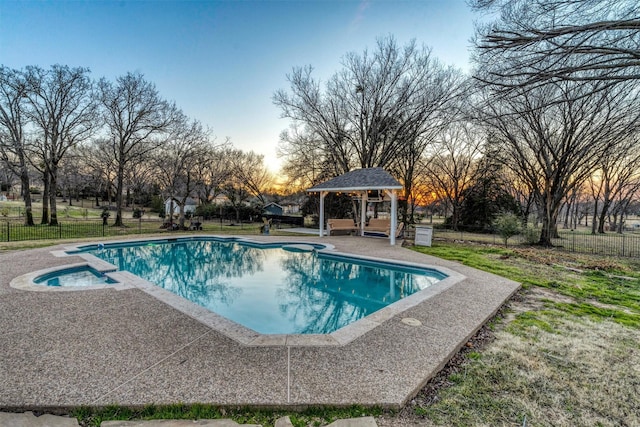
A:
[307,167,402,192]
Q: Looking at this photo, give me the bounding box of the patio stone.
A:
[0,411,80,427]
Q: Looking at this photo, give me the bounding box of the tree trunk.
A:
[538,215,554,246]
[538,195,560,246]
[571,202,578,229]
[41,172,49,225]
[591,199,598,235]
[617,213,624,234]
[20,168,34,226]
[563,200,571,229]
[48,162,59,226]
[597,199,612,234]
[451,203,460,231]
[114,162,125,226]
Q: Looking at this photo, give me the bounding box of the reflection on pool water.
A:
[76,239,447,334]
[34,266,118,287]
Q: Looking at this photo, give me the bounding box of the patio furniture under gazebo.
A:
[307,168,403,245]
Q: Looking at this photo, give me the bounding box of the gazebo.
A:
[307,167,403,245]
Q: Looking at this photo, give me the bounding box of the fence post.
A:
[59,223,62,239]
[622,234,626,257]
[6,222,9,242]
[102,223,105,237]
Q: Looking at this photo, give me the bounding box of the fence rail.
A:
[428,227,640,258]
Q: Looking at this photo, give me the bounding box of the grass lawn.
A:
[5,238,639,426]
[375,242,640,427]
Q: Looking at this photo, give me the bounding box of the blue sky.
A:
[0,0,476,173]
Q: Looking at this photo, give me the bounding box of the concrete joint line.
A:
[92,330,214,404]
[287,346,291,403]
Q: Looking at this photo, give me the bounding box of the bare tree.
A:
[587,171,604,234]
[592,136,640,233]
[472,0,640,90]
[274,36,462,178]
[0,66,35,225]
[422,122,484,230]
[57,150,86,206]
[231,150,274,207]
[193,138,232,205]
[277,124,332,191]
[222,153,252,224]
[609,176,640,232]
[154,115,210,228]
[23,65,98,225]
[477,80,640,245]
[79,138,119,208]
[99,72,178,226]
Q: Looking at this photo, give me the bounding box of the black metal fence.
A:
[0,218,293,243]
[0,220,162,242]
[428,227,640,258]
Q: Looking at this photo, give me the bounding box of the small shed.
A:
[307,168,403,245]
[263,202,284,216]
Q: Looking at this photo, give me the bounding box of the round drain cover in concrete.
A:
[401,317,422,326]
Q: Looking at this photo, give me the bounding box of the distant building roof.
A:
[307,168,402,192]
[264,202,284,209]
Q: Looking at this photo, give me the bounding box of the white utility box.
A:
[414,225,433,246]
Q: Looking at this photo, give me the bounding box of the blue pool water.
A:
[35,266,118,287]
[76,238,446,334]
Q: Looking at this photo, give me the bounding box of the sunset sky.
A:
[0,0,476,173]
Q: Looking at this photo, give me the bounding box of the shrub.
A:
[494,212,521,247]
[522,224,540,245]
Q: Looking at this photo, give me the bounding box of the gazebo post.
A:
[387,189,398,246]
[360,191,368,236]
[319,191,327,237]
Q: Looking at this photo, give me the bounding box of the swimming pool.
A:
[71,238,447,334]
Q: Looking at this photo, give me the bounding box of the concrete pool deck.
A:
[0,235,520,411]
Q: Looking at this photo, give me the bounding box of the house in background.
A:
[263,202,284,216]
[279,195,305,214]
[165,197,197,217]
